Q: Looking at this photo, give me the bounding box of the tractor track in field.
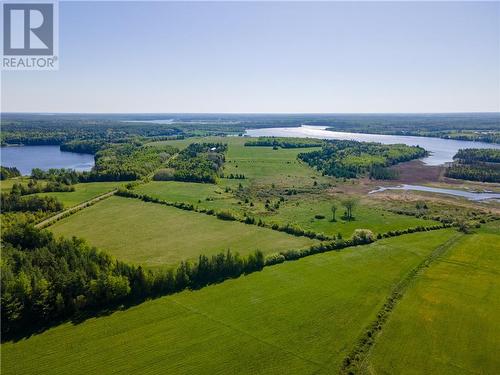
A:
[35,189,117,229]
[169,298,324,370]
[335,233,464,375]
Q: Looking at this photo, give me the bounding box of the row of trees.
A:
[298,140,426,179]
[116,189,332,241]
[1,223,265,338]
[1,193,63,213]
[11,180,74,196]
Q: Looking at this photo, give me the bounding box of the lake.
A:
[369,184,500,201]
[1,146,95,176]
[245,125,500,165]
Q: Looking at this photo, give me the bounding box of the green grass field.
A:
[136,181,437,238]
[49,196,317,267]
[149,136,329,188]
[35,182,124,208]
[262,195,439,238]
[363,223,500,374]
[135,181,241,212]
[0,177,31,192]
[1,230,460,375]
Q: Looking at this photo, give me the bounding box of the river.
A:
[369,185,500,201]
[245,125,500,165]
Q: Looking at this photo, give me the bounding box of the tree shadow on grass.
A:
[2,270,263,344]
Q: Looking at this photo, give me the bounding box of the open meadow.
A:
[1,230,461,375]
[49,196,317,267]
[363,222,500,374]
[35,182,124,208]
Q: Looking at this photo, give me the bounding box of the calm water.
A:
[369,184,500,201]
[1,146,94,175]
[245,125,500,165]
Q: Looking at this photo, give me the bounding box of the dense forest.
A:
[452,148,500,164]
[1,193,63,214]
[87,142,178,181]
[244,137,323,149]
[27,143,178,182]
[298,140,427,178]
[445,148,500,183]
[154,143,227,183]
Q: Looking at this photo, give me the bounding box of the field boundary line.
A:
[35,189,118,229]
[336,233,464,375]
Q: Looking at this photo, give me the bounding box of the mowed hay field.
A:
[49,196,317,267]
[363,223,500,374]
[136,181,241,213]
[1,230,459,375]
[36,182,124,207]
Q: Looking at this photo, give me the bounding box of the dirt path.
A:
[35,189,117,229]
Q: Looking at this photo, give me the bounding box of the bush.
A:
[265,253,286,266]
[352,229,375,244]
[216,210,237,221]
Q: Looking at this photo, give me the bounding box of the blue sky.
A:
[2,1,499,113]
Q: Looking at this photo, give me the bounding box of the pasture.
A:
[1,230,459,375]
[136,181,438,238]
[49,196,317,267]
[262,194,439,238]
[364,223,500,374]
[35,182,124,207]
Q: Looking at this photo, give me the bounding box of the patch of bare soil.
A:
[389,160,444,184]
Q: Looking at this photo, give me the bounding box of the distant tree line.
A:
[453,148,500,164]
[445,164,500,183]
[298,140,426,178]
[245,137,323,149]
[445,148,500,183]
[1,119,183,146]
[60,139,105,154]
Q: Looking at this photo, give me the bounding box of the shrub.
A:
[216,210,237,221]
[265,253,286,266]
[352,229,375,244]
